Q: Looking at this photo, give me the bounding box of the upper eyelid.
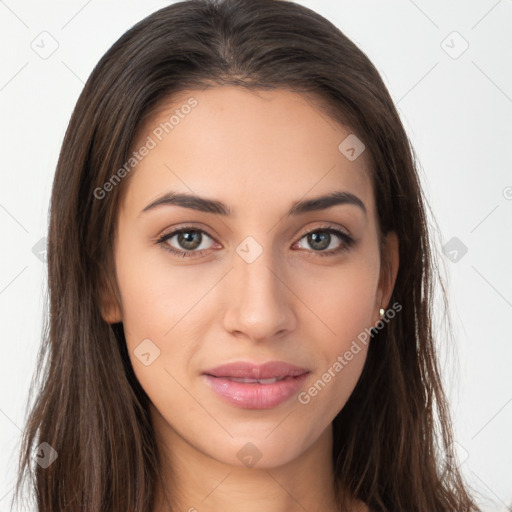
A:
[157,225,216,243]
[300,225,351,238]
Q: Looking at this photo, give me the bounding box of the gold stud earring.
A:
[379,308,385,318]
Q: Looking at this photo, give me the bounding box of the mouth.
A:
[202,361,310,409]
[219,376,289,384]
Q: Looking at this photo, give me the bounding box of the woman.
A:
[14,0,477,510]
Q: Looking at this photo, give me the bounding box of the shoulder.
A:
[353,499,371,512]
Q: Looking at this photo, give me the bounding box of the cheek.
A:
[113,238,231,414]
[114,245,207,358]
[295,254,380,349]
[292,255,379,416]
[114,227,206,332]
[114,255,209,426]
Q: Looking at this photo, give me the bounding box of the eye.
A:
[156,224,354,259]
[293,226,354,257]
[156,227,217,258]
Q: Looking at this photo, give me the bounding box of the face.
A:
[101,86,398,469]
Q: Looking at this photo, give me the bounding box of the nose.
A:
[222,244,297,343]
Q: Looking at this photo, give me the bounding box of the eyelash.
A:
[155,225,354,259]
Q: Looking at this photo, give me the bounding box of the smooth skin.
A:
[100,86,399,512]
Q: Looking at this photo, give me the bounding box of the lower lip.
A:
[203,373,309,409]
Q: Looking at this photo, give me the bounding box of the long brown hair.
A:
[13,0,477,510]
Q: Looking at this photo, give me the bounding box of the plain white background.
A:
[0,0,511,510]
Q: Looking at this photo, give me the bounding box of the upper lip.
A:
[203,361,309,379]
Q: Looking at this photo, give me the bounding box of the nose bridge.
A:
[223,235,295,339]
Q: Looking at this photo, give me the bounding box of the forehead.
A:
[122,86,374,220]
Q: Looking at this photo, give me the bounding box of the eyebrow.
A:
[140,190,366,217]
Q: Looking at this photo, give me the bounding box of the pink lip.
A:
[202,361,310,409]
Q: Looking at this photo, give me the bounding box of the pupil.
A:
[309,232,329,251]
[179,231,201,250]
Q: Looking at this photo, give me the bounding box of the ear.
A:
[98,271,122,324]
[374,231,399,325]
